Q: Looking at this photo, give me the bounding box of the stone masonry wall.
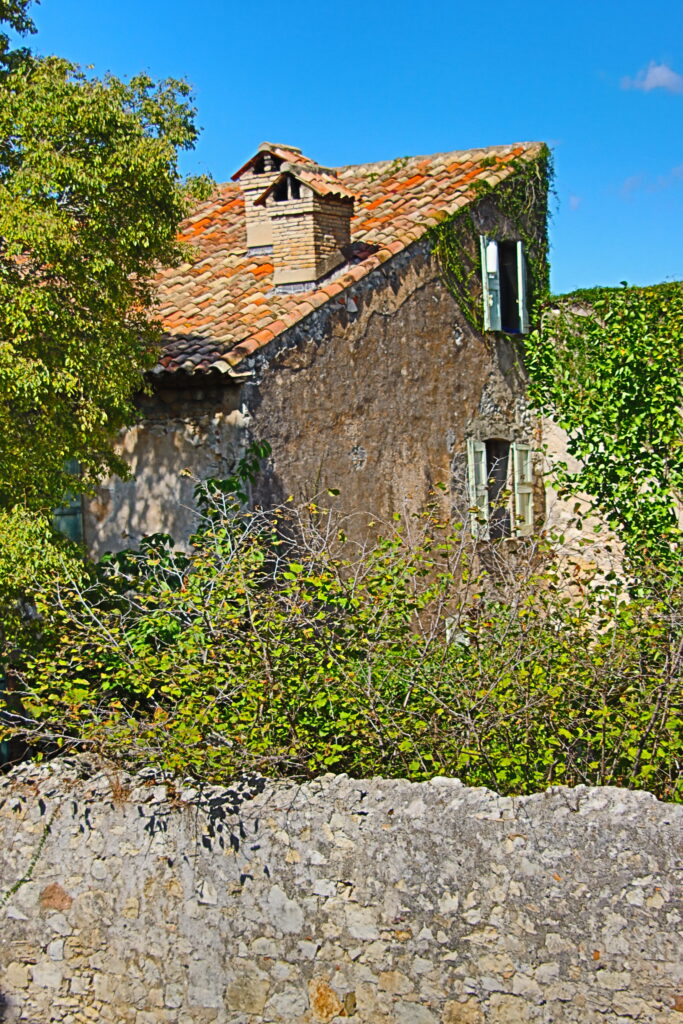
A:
[0,759,681,1023]
[84,379,247,558]
[247,235,533,540]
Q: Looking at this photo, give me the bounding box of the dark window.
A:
[480,236,529,334]
[499,242,521,334]
[253,153,283,174]
[273,176,289,202]
[485,439,511,538]
[467,437,534,539]
[273,173,302,202]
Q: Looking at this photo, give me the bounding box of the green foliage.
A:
[0,55,210,513]
[430,147,552,331]
[0,506,83,633]
[525,282,683,569]
[0,0,35,72]
[4,467,681,800]
[0,0,211,622]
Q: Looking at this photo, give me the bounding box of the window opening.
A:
[53,457,84,545]
[485,439,511,539]
[467,438,533,539]
[273,176,289,202]
[273,174,300,202]
[499,242,521,334]
[253,153,283,175]
[479,236,529,334]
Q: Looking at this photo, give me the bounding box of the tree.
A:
[0,1,210,518]
[525,282,683,570]
[0,0,35,72]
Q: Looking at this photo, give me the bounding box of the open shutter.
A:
[511,442,534,536]
[467,438,489,539]
[479,236,501,331]
[516,241,529,335]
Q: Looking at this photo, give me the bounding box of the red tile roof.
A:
[154,141,544,375]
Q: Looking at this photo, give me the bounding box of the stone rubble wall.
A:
[0,759,681,1023]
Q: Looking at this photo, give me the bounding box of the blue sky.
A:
[16,0,683,293]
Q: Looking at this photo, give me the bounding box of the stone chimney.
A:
[254,165,355,286]
[232,142,305,250]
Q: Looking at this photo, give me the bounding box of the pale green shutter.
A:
[516,241,529,335]
[511,442,534,536]
[467,438,489,539]
[479,236,501,331]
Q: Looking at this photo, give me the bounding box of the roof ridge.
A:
[334,141,542,174]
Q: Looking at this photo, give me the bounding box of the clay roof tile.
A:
[156,141,545,372]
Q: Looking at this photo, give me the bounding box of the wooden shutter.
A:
[511,442,534,536]
[467,438,489,539]
[479,236,501,331]
[516,241,529,335]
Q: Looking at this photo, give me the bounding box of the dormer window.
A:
[273,174,301,202]
[479,236,529,334]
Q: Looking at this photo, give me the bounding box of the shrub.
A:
[3,477,681,800]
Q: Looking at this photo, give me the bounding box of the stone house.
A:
[77,140,550,556]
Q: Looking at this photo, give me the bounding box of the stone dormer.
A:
[254,164,355,286]
[232,142,310,250]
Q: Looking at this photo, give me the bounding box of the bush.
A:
[3,476,681,800]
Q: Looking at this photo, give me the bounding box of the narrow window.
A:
[273,173,301,203]
[53,457,84,545]
[480,236,529,335]
[467,438,530,540]
[485,439,511,539]
[499,242,520,333]
[253,154,283,174]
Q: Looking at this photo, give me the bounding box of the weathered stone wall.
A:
[247,235,533,538]
[1,760,680,1023]
[84,379,247,557]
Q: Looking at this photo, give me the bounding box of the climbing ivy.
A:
[430,146,553,332]
[525,281,683,573]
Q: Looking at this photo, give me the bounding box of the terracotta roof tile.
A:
[156,142,544,373]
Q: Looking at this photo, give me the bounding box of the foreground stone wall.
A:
[0,760,681,1024]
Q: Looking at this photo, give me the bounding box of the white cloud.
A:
[621,61,683,94]
[620,164,683,198]
[568,194,582,211]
